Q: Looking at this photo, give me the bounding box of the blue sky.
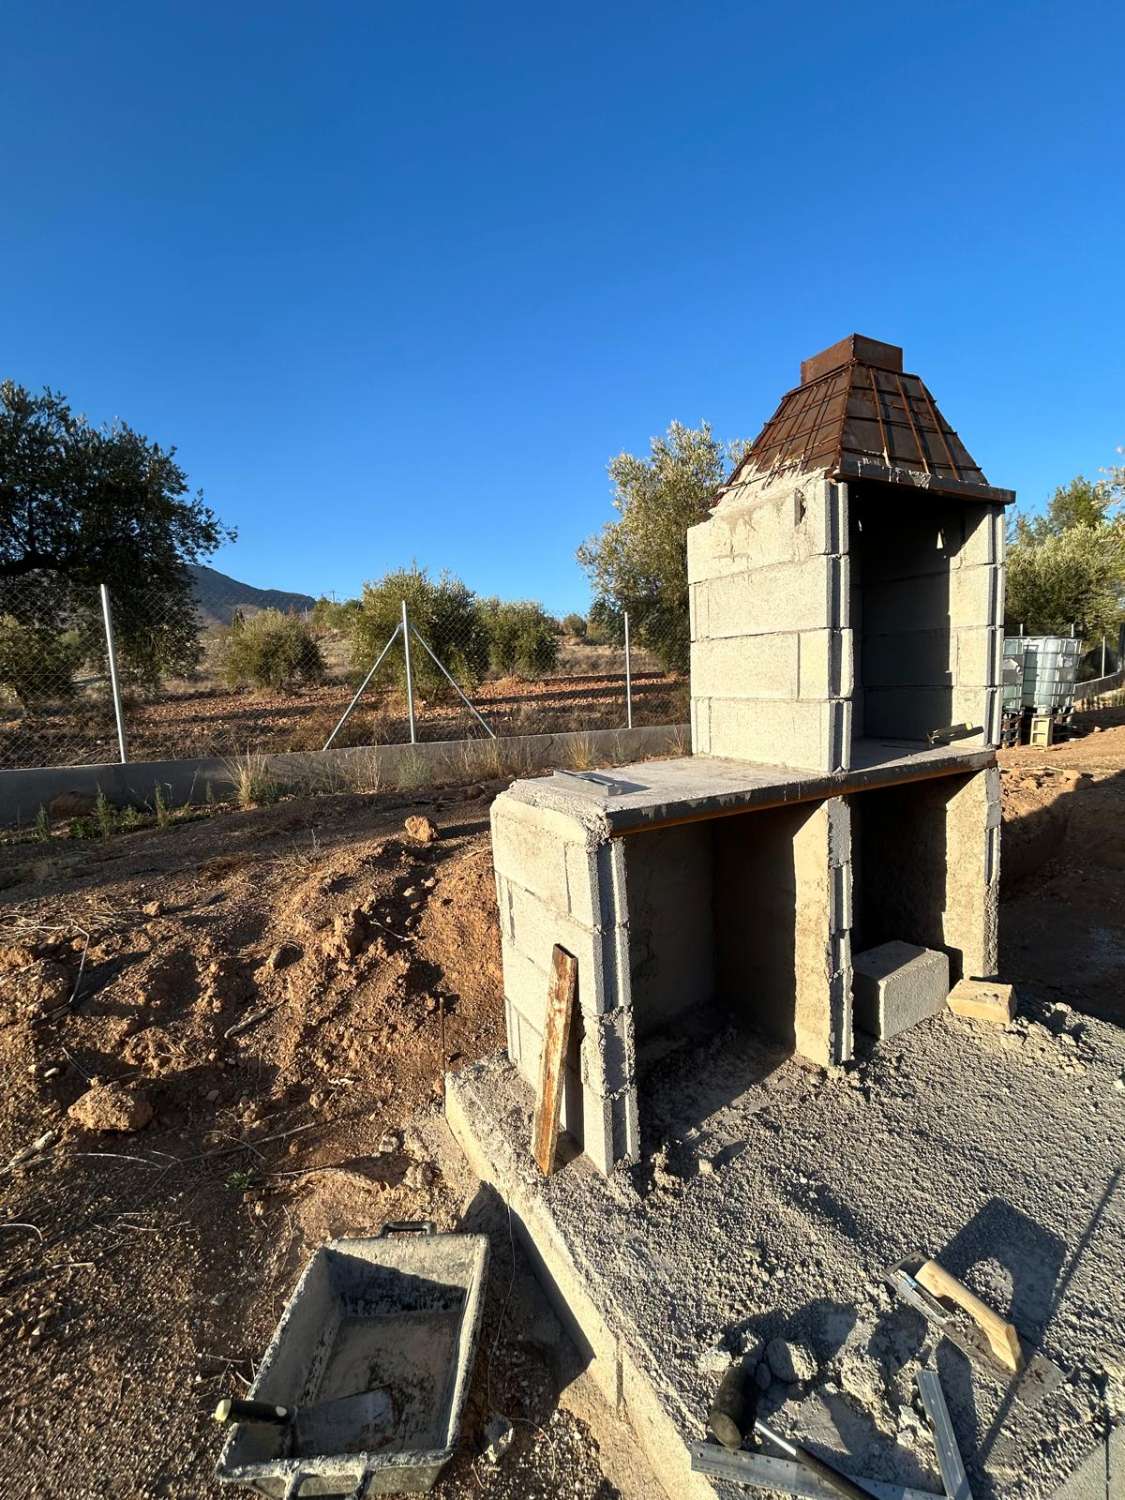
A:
[3,2,1122,612]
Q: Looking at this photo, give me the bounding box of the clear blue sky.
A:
[3,3,1122,612]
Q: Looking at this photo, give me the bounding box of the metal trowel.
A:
[884,1255,1063,1410]
[214,1388,394,1456]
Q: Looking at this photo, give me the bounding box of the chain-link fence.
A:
[0,575,122,771]
[0,576,689,772]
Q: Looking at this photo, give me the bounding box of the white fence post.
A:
[401,599,417,745]
[99,584,128,764]
[623,611,633,730]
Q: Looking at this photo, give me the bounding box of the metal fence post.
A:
[322,622,401,750]
[99,583,128,764]
[1101,635,1107,677]
[623,611,633,730]
[401,599,417,744]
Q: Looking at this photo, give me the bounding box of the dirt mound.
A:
[0,788,513,1497]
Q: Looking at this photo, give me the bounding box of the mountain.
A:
[188,564,317,627]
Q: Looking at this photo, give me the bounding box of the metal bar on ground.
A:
[321,624,401,750]
[408,628,496,739]
[99,584,128,764]
[401,600,417,745]
[916,1367,972,1500]
[624,611,633,729]
[687,1442,943,1500]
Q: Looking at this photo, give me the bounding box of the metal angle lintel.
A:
[687,1442,944,1500]
[916,1367,972,1500]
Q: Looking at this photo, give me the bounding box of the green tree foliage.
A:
[0,381,233,687]
[220,609,325,691]
[0,617,84,707]
[477,598,560,677]
[561,612,587,638]
[577,421,748,671]
[311,595,361,632]
[1006,469,1125,638]
[350,566,489,697]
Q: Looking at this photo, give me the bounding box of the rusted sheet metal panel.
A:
[722,334,1015,505]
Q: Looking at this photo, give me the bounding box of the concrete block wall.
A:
[688,475,1006,766]
[688,474,852,772]
[491,793,639,1174]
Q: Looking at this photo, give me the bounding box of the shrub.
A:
[478,599,560,678]
[350,566,489,699]
[0,617,85,708]
[561,612,587,638]
[311,595,362,632]
[220,609,325,691]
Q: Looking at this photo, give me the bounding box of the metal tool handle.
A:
[213,1397,290,1426]
[754,1421,879,1500]
[378,1219,435,1237]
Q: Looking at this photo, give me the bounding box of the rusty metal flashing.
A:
[722,337,1015,506]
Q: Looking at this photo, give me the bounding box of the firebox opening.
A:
[850,488,991,746]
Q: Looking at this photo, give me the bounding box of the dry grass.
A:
[224,751,284,809]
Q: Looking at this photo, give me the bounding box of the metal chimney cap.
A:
[800,334,903,385]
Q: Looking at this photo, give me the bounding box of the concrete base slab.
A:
[447,1001,1125,1500]
[852,941,949,1040]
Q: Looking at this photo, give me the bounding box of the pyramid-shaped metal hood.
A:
[725,334,1015,505]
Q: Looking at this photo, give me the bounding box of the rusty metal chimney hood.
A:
[725,334,1015,505]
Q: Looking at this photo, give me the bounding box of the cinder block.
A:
[491,796,582,914]
[957,503,1000,568]
[708,697,836,771]
[852,940,950,1041]
[502,884,627,1015]
[954,627,993,687]
[947,977,1014,1024]
[574,1008,637,1095]
[799,629,854,700]
[950,563,1001,628]
[689,634,799,700]
[697,554,836,640]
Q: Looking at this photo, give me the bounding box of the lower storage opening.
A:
[848,771,983,984]
[622,800,839,1148]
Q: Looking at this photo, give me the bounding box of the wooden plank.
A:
[531,946,578,1175]
[947,977,1015,1025]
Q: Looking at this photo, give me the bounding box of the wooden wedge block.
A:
[531,946,578,1176]
[947,977,1015,1024]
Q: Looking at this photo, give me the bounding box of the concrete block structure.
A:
[486,333,1013,1176]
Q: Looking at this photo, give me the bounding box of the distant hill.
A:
[188,564,316,627]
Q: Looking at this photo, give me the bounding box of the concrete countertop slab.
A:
[507,740,996,835]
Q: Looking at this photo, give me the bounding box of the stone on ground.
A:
[404,815,438,844]
[69,1084,154,1133]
